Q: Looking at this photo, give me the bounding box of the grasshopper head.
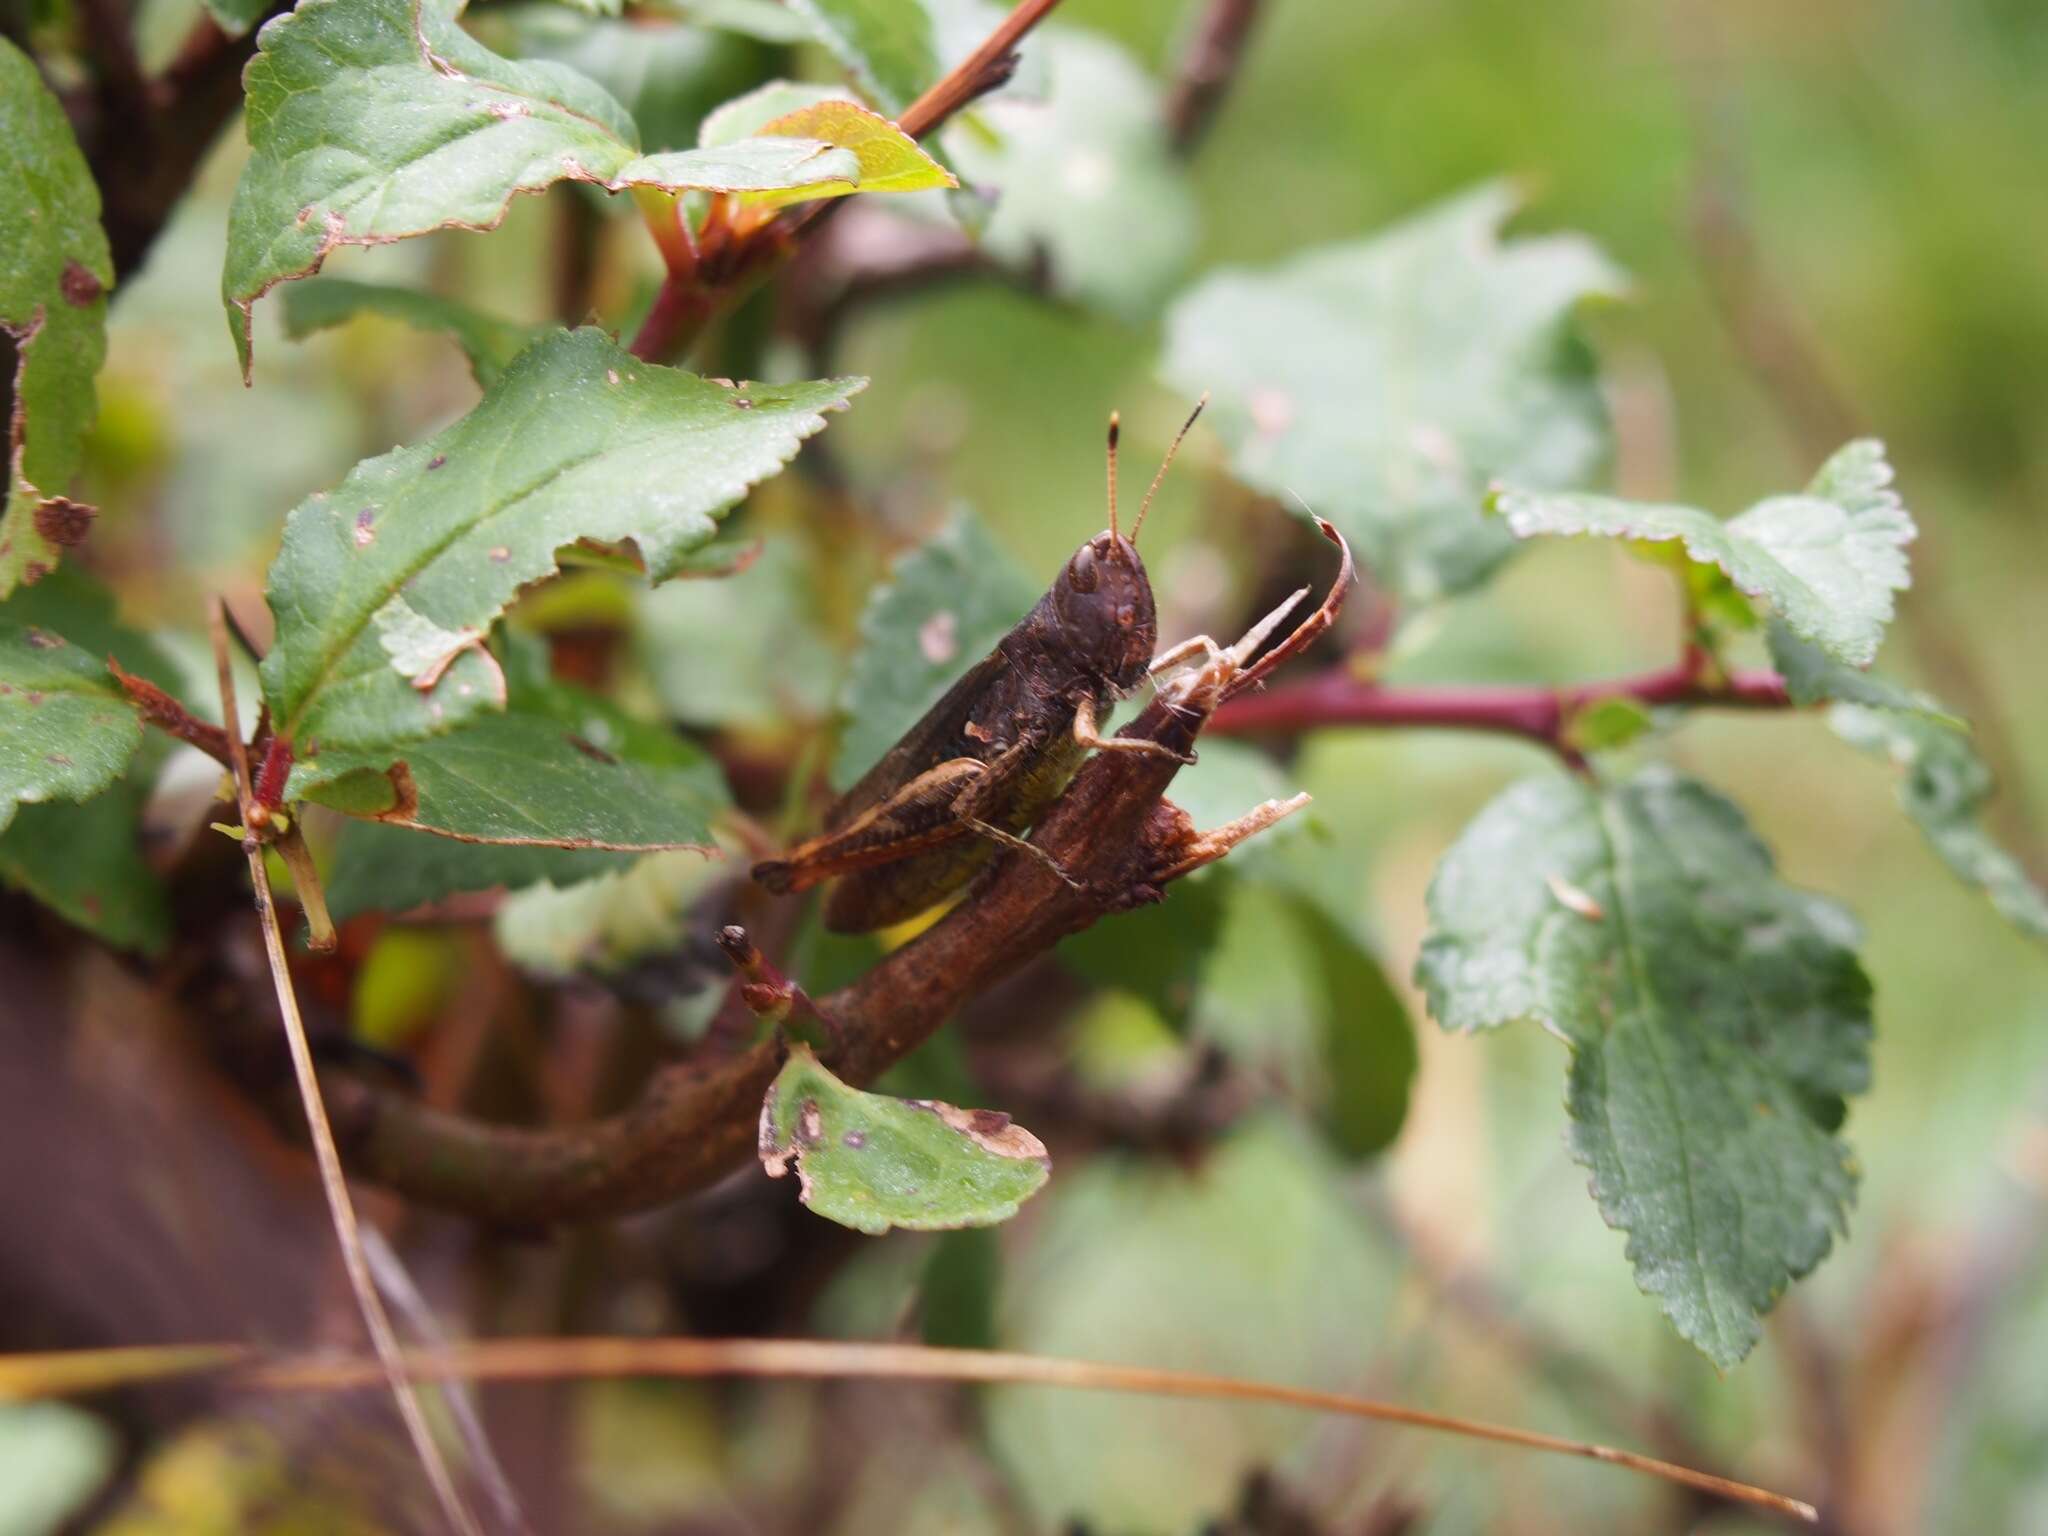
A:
[1055,530,1157,691]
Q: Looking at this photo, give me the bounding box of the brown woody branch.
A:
[318,657,1253,1226]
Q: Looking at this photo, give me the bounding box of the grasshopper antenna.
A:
[1106,410,1121,541]
[1130,392,1209,546]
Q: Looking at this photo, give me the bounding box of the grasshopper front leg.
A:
[1073,691,1195,764]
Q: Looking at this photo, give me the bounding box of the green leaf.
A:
[280,278,542,388]
[1416,767,1872,1366]
[291,670,731,848]
[0,570,184,949]
[788,0,938,117]
[221,0,923,370]
[324,816,637,921]
[259,327,860,751]
[1766,617,1952,719]
[1564,694,1656,754]
[951,29,1197,321]
[760,1043,1051,1233]
[0,39,114,596]
[0,775,170,954]
[830,507,1035,790]
[1496,440,1915,667]
[0,618,141,835]
[1161,184,1621,604]
[1830,705,2048,943]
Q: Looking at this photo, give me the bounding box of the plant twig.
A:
[898,0,1064,139]
[629,0,1066,362]
[1209,658,1791,753]
[1164,0,1265,155]
[207,601,484,1536]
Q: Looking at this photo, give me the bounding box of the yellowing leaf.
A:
[747,98,955,206]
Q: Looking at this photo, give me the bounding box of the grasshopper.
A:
[756,400,1240,933]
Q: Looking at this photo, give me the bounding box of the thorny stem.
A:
[1209,659,1792,757]
[208,603,483,1536]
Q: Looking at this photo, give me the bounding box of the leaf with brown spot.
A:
[1,42,115,595]
[760,1045,1050,1234]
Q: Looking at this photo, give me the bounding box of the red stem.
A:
[1208,662,1791,753]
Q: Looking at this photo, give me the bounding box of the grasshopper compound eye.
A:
[1067,543,1099,592]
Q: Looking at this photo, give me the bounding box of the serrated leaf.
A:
[1162,184,1621,605]
[830,506,1035,790]
[281,278,542,387]
[1416,767,1871,1366]
[1830,705,2048,943]
[1766,617,1952,719]
[259,327,860,751]
[1,40,115,595]
[291,669,731,848]
[325,818,633,920]
[1497,440,1915,667]
[221,0,912,370]
[788,0,938,116]
[760,1043,1050,1233]
[951,29,1196,321]
[0,620,141,835]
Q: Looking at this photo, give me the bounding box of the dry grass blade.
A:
[248,1338,1818,1524]
[207,600,484,1536]
[0,1334,1819,1522]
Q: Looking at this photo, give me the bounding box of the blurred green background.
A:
[21,0,2048,1531]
